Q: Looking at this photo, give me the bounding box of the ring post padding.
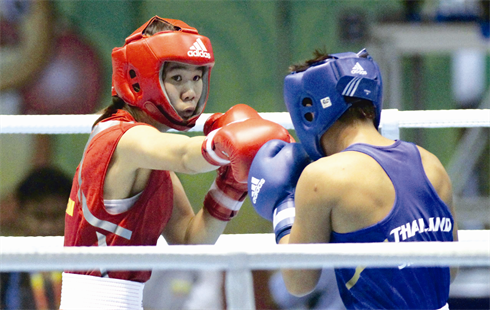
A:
[226,268,256,310]
[380,109,400,140]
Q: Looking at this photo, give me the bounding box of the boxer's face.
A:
[162,62,204,121]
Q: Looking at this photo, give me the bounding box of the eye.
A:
[193,75,202,82]
[171,75,182,82]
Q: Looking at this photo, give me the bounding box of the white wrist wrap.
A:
[208,180,244,211]
[204,129,231,166]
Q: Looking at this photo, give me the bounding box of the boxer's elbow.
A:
[285,281,315,297]
[282,269,318,297]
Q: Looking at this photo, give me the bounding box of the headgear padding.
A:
[111,16,215,131]
[284,49,383,160]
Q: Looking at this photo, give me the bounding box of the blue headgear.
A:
[284,49,383,160]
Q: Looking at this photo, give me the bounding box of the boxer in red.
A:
[61,16,292,309]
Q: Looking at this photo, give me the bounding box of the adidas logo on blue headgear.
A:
[284,48,383,160]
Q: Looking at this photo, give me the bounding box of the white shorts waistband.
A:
[60,273,144,310]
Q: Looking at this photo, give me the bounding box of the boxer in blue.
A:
[249,49,459,310]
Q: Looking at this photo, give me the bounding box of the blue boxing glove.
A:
[248,139,311,243]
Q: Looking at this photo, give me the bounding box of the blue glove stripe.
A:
[273,207,295,229]
[275,227,292,244]
[274,216,295,232]
[273,199,295,227]
[274,217,295,243]
[273,198,295,244]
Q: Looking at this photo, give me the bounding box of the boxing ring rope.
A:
[2,231,489,271]
[1,232,489,309]
[1,109,489,135]
[1,109,489,309]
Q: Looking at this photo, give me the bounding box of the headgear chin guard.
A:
[111,16,215,131]
[284,48,383,160]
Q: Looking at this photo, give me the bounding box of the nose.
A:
[181,83,197,102]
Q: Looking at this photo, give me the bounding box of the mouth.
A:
[179,106,197,119]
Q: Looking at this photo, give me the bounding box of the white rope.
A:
[0,231,488,272]
[394,109,490,128]
[0,114,99,134]
[1,231,487,310]
[1,109,489,134]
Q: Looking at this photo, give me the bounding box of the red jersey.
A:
[64,110,173,282]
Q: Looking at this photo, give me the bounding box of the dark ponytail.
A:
[93,96,126,128]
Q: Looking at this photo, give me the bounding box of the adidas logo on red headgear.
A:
[188,38,211,59]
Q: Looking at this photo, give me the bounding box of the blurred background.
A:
[0,0,488,309]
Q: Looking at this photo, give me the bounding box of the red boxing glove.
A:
[202,118,293,181]
[204,165,248,221]
[202,117,293,221]
[202,104,262,220]
[203,104,261,135]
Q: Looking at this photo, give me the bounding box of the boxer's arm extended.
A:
[116,104,263,176]
[163,103,288,241]
[116,125,216,174]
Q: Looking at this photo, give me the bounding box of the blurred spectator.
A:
[143,270,224,310]
[0,166,71,309]
[14,166,71,237]
[142,237,225,310]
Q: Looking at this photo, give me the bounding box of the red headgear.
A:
[111,16,215,131]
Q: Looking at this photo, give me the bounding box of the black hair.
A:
[93,96,126,127]
[16,166,72,207]
[289,48,333,73]
[143,18,179,36]
[339,98,376,124]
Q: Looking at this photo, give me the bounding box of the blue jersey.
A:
[330,140,453,309]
